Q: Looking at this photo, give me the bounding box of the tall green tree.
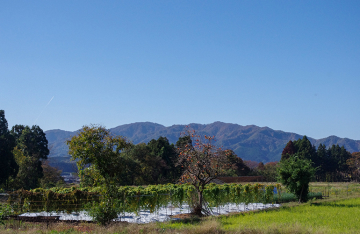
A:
[121,143,151,185]
[10,125,49,189]
[12,125,49,160]
[293,136,317,161]
[315,143,327,179]
[9,147,41,189]
[67,125,132,186]
[175,135,192,149]
[278,154,316,202]
[316,144,327,167]
[0,110,18,186]
[67,125,132,225]
[283,136,352,182]
[122,137,180,185]
[147,136,179,183]
[262,162,279,182]
[316,144,351,181]
[328,145,350,172]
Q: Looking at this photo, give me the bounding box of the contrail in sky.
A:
[33,96,54,125]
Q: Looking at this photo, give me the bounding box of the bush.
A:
[278,155,316,202]
[0,204,12,225]
[85,199,119,225]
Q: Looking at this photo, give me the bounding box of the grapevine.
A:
[8,183,282,215]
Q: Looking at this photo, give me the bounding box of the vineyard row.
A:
[9,183,285,214]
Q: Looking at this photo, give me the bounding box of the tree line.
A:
[238,136,360,183]
[68,125,251,188]
[281,136,359,182]
[0,110,63,191]
[273,136,355,202]
[0,111,250,191]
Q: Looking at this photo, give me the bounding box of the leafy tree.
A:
[293,136,317,161]
[121,137,181,185]
[176,129,230,215]
[316,143,327,175]
[328,145,350,172]
[67,125,132,186]
[40,160,65,188]
[258,162,278,182]
[121,143,151,185]
[78,135,179,186]
[67,125,132,225]
[277,154,316,202]
[79,165,105,187]
[282,137,316,163]
[257,162,265,171]
[282,136,352,182]
[8,147,41,189]
[147,137,179,183]
[9,125,49,189]
[315,144,351,181]
[347,152,360,181]
[10,124,25,142]
[11,125,49,161]
[123,142,166,185]
[222,149,250,176]
[0,110,18,187]
[175,135,192,149]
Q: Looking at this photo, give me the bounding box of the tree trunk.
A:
[299,185,304,203]
[193,189,203,216]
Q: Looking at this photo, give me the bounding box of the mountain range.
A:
[45,122,360,173]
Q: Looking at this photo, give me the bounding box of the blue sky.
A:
[1,0,360,140]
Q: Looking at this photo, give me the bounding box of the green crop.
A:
[221,197,360,233]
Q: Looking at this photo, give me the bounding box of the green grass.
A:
[273,192,322,203]
[220,197,360,233]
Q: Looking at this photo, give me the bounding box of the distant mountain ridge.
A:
[46,122,360,172]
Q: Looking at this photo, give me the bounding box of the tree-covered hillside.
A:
[46,122,360,173]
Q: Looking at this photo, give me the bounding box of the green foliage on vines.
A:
[8,187,99,215]
[8,183,281,217]
[0,204,12,225]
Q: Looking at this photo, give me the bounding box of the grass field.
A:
[1,182,360,233]
[218,197,360,233]
[159,182,360,234]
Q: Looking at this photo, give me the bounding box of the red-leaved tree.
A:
[176,128,230,215]
[281,140,296,161]
[347,152,360,181]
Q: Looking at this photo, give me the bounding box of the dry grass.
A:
[230,223,329,234]
[0,221,225,234]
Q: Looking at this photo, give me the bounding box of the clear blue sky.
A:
[1,0,359,140]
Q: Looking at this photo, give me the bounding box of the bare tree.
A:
[176,128,230,216]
